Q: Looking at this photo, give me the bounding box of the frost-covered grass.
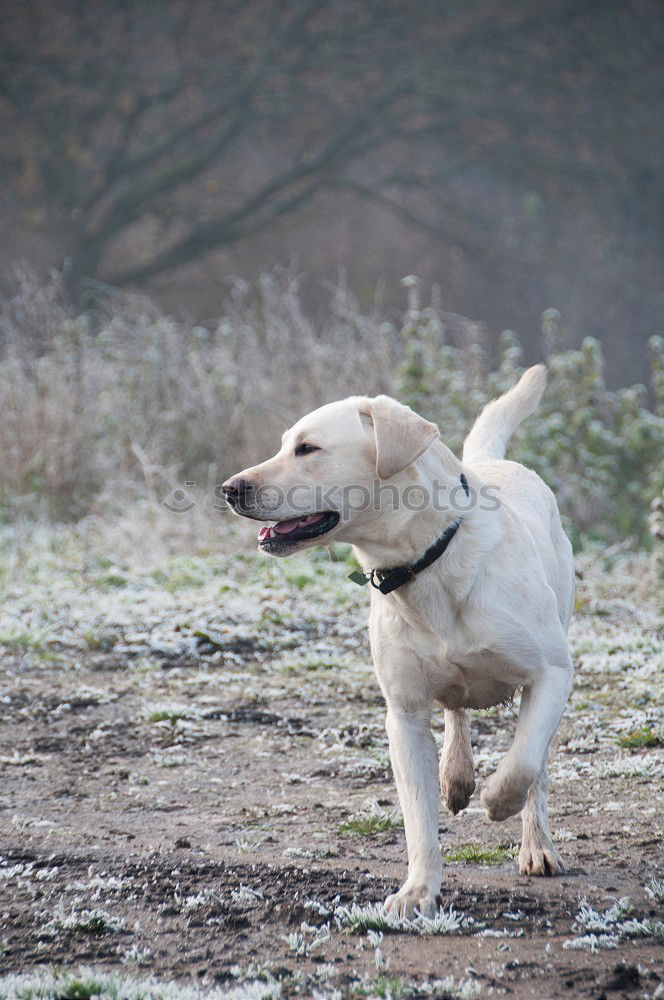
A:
[341,975,482,999]
[176,891,211,912]
[573,897,633,932]
[551,829,577,842]
[0,967,281,1000]
[230,886,264,908]
[305,896,475,936]
[0,627,48,655]
[645,877,664,904]
[121,944,153,965]
[562,896,664,952]
[562,933,619,953]
[42,904,125,936]
[333,902,474,936]
[0,496,662,994]
[595,755,664,779]
[283,922,331,956]
[0,861,59,883]
[0,962,482,1000]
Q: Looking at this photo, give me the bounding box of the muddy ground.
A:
[0,527,662,998]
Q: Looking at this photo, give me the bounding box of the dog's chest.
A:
[376,627,524,708]
[403,616,520,709]
[429,651,518,710]
[371,589,526,710]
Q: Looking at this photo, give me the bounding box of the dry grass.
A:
[0,268,404,520]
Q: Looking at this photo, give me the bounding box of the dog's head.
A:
[222,395,440,555]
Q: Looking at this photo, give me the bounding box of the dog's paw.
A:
[441,774,475,815]
[480,772,532,823]
[384,884,441,920]
[481,763,536,822]
[519,838,564,877]
[481,784,526,822]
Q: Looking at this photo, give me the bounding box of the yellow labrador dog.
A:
[223,366,574,918]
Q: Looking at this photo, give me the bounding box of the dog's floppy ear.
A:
[361,395,440,479]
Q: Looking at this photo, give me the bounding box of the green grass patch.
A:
[146,707,191,724]
[8,972,110,999]
[617,726,662,749]
[83,629,118,652]
[337,813,403,838]
[94,573,129,590]
[285,573,314,590]
[444,842,516,865]
[150,557,209,592]
[44,907,124,936]
[0,627,48,656]
[282,656,337,673]
[258,606,286,628]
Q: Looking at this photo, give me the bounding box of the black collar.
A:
[348,473,468,596]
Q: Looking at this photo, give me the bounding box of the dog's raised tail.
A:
[462,364,547,464]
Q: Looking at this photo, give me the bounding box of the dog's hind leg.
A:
[439,708,475,814]
[518,757,564,876]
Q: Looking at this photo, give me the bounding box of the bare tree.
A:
[0,0,660,291]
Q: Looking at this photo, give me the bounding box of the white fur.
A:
[224,365,575,918]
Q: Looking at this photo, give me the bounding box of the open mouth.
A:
[257,511,340,550]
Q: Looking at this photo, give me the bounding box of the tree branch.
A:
[105,0,331,183]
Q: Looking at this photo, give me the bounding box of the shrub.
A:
[396,283,664,545]
[0,267,661,544]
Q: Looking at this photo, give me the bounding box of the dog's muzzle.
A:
[221,476,254,513]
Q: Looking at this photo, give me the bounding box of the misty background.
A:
[1,0,662,386]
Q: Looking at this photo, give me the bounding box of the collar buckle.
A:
[372,565,416,595]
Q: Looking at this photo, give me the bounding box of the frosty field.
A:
[0,517,662,999]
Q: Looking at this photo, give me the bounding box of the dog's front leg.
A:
[440,708,475,814]
[481,646,573,823]
[383,703,442,918]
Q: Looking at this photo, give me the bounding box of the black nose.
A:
[221,476,252,508]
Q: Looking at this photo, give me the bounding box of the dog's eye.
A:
[294,442,320,457]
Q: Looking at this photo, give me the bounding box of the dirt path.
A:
[0,535,662,998]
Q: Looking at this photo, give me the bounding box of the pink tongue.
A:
[273,513,324,536]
